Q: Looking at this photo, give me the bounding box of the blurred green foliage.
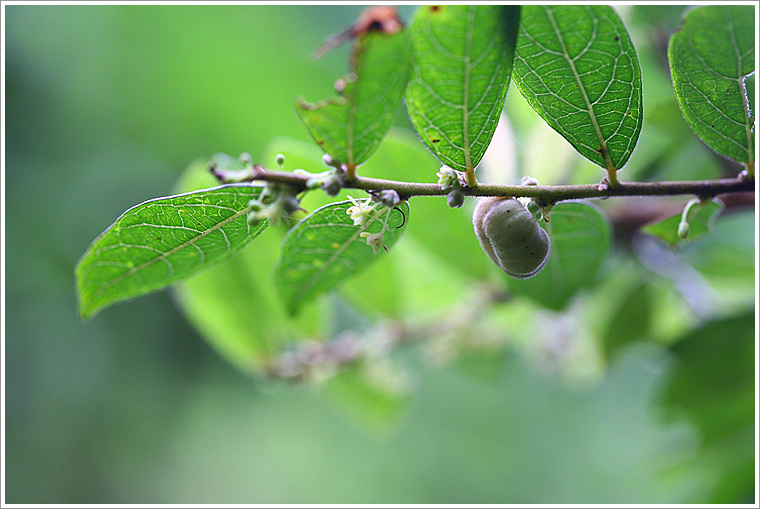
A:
[4,4,755,504]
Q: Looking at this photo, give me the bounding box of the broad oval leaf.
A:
[668,5,755,165]
[276,199,409,315]
[295,28,411,169]
[641,198,724,247]
[513,5,643,171]
[261,131,479,319]
[76,184,266,319]
[508,201,612,311]
[405,5,521,176]
[170,159,329,374]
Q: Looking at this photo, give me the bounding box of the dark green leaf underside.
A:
[76,185,266,319]
[513,5,643,170]
[405,5,521,173]
[276,200,409,315]
[668,5,755,164]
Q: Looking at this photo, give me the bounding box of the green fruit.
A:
[473,197,551,279]
[447,190,465,208]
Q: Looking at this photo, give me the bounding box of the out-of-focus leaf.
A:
[276,200,409,315]
[661,311,755,503]
[321,360,412,436]
[513,5,643,171]
[296,28,411,169]
[679,208,756,311]
[76,184,266,320]
[342,235,475,320]
[508,201,612,311]
[668,5,755,164]
[601,282,651,360]
[642,198,724,247]
[405,5,520,177]
[451,347,509,385]
[170,159,328,373]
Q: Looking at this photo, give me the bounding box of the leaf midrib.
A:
[545,6,614,171]
[461,7,475,171]
[292,206,387,310]
[84,202,255,308]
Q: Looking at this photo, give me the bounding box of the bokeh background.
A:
[4,4,756,504]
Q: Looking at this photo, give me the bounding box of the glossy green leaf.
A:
[513,5,643,171]
[169,159,328,374]
[76,184,266,320]
[276,199,409,315]
[668,5,755,164]
[295,28,411,169]
[641,198,724,247]
[508,201,612,311]
[405,5,520,174]
[260,131,479,319]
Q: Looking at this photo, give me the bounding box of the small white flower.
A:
[359,231,386,254]
[436,166,461,191]
[346,195,376,227]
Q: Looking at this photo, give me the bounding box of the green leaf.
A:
[641,198,724,247]
[75,185,266,320]
[172,229,332,374]
[601,282,651,360]
[295,28,411,169]
[260,131,481,319]
[405,5,520,178]
[681,209,755,310]
[668,5,755,165]
[508,201,612,311]
[276,199,409,315]
[512,5,643,171]
[661,311,755,503]
[168,158,330,373]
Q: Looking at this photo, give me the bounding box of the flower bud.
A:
[677,221,690,239]
[321,175,343,196]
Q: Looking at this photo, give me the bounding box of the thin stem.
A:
[680,198,700,224]
[228,166,755,204]
[606,167,620,188]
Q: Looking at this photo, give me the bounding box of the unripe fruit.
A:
[447,190,465,208]
[473,197,551,279]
